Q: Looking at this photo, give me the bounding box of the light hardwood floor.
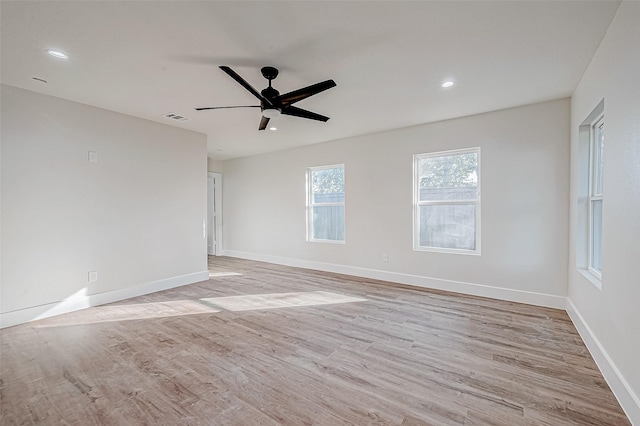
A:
[0,257,630,425]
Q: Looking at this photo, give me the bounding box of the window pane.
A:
[419,204,476,250]
[311,205,345,241]
[419,187,478,202]
[591,199,602,272]
[311,167,344,203]
[418,152,478,201]
[312,192,345,204]
[594,121,604,195]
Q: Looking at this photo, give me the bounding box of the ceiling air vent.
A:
[164,112,190,122]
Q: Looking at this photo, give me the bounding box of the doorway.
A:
[207,172,222,255]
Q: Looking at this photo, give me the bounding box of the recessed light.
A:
[442,81,454,88]
[269,127,277,131]
[47,49,68,60]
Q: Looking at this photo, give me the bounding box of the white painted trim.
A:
[222,250,565,309]
[208,172,223,256]
[0,271,209,329]
[308,239,346,245]
[578,268,602,290]
[565,299,640,424]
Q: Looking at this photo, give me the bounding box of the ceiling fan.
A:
[196,66,336,130]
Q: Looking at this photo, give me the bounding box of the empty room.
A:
[1,1,638,425]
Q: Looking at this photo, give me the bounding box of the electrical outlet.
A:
[88,151,98,163]
[88,271,98,282]
[382,254,389,262]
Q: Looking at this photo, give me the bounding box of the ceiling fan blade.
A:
[278,80,336,106]
[259,116,270,131]
[281,106,330,122]
[195,105,260,111]
[219,66,274,107]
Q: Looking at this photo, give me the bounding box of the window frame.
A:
[413,147,481,255]
[588,115,604,279]
[306,164,346,244]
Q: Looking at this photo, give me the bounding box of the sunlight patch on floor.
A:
[200,291,367,312]
[33,291,366,328]
[209,271,243,278]
[33,287,90,321]
[35,300,220,327]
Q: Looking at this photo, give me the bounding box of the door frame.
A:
[207,172,223,256]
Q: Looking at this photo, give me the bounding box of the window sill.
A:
[308,239,345,245]
[579,269,602,290]
[413,246,480,256]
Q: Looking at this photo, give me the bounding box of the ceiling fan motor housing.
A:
[261,85,281,113]
[261,86,280,101]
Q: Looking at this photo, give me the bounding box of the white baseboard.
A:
[566,299,640,424]
[222,250,566,309]
[0,271,209,329]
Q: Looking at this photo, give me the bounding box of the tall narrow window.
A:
[307,165,345,243]
[589,116,604,277]
[414,148,480,254]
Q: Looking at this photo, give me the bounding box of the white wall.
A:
[1,85,209,327]
[567,1,640,422]
[207,157,224,173]
[223,98,570,308]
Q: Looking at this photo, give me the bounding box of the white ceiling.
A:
[1,1,620,160]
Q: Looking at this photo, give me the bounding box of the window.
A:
[577,100,604,287]
[307,165,345,243]
[589,116,604,277]
[414,148,480,254]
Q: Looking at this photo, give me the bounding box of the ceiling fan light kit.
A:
[196,65,336,131]
[262,108,281,119]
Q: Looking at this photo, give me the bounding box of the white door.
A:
[207,172,222,255]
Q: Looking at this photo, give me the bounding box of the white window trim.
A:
[413,147,481,255]
[579,268,602,290]
[306,164,346,244]
[576,99,603,289]
[587,115,604,280]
